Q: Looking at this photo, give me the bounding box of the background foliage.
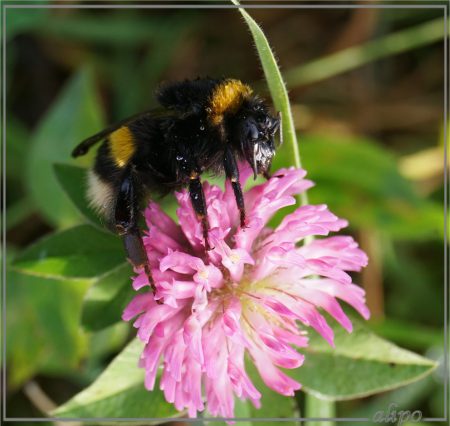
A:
[4,2,446,424]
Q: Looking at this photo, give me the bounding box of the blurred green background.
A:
[4,2,447,424]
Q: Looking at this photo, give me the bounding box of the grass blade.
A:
[284,17,446,88]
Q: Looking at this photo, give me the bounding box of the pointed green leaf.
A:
[292,316,437,401]
[27,68,105,227]
[81,263,135,332]
[53,339,180,420]
[12,224,124,280]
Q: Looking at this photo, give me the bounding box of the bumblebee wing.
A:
[72,109,162,158]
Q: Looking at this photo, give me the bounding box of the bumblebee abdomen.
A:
[87,169,115,217]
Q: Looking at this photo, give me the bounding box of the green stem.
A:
[284,17,446,88]
[305,395,336,426]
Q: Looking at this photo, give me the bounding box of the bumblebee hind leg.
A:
[115,168,163,304]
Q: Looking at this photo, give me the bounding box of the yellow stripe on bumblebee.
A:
[208,79,253,126]
[109,126,136,167]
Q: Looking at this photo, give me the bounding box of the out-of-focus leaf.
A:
[81,263,134,332]
[399,146,445,182]
[111,15,195,118]
[383,242,444,326]
[52,339,181,419]
[27,68,105,228]
[6,116,29,181]
[369,319,442,351]
[5,7,49,38]
[6,270,89,388]
[292,316,437,400]
[273,134,443,240]
[5,197,35,231]
[88,323,130,364]
[54,163,104,229]
[83,323,130,383]
[38,14,188,46]
[12,224,123,281]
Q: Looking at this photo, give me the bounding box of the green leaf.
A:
[369,319,442,351]
[38,14,188,46]
[5,116,29,182]
[53,339,180,419]
[5,7,49,38]
[27,68,105,228]
[54,163,104,229]
[12,224,124,281]
[6,270,89,387]
[273,134,443,240]
[111,14,195,117]
[5,196,36,232]
[81,263,135,332]
[344,374,435,423]
[292,316,437,401]
[84,323,131,383]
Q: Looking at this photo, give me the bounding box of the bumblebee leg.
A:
[122,230,162,304]
[115,169,162,303]
[224,148,246,228]
[189,175,212,251]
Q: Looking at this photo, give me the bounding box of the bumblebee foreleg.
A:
[115,168,162,303]
[224,148,246,228]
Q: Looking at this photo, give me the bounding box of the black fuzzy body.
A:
[72,77,280,290]
[92,78,230,199]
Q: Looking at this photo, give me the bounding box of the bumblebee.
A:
[72,77,280,299]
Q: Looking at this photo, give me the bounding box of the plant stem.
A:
[305,395,336,426]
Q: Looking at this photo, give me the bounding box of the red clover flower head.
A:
[123,165,369,418]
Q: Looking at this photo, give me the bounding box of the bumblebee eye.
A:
[249,124,259,141]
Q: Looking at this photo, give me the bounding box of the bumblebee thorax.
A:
[207,79,253,126]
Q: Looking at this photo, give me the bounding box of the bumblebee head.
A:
[205,79,280,178]
[233,98,281,179]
